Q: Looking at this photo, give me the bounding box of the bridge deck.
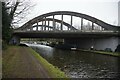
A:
[13,31,120,38]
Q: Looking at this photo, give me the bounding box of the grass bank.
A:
[79,49,120,57]
[3,46,68,78]
[29,47,68,78]
[3,46,24,78]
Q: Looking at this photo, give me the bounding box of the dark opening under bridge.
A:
[12,11,120,51]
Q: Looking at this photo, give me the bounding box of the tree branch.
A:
[10,1,20,21]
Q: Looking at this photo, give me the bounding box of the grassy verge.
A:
[3,46,68,78]
[29,47,68,78]
[2,46,21,77]
[79,49,120,57]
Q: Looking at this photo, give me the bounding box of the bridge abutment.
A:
[65,37,120,52]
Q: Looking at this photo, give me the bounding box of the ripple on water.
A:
[30,44,119,78]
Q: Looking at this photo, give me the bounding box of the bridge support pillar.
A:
[9,35,20,45]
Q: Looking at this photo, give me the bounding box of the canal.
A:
[27,44,119,78]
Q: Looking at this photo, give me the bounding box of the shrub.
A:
[104,48,112,52]
[115,45,120,52]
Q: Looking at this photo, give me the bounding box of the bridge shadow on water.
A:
[29,44,120,79]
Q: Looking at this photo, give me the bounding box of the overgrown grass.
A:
[29,48,68,78]
[3,46,69,78]
[92,50,120,57]
[2,46,20,77]
[2,41,8,50]
[79,49,120,57]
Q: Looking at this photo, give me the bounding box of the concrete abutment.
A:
[64,37,120,52]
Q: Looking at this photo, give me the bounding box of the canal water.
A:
[27,44,119,78]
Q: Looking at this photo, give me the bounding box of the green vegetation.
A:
[2,46,21,77]
[2,2,13,49]
[2,1,31,49]
[92,50,120,57]
[29,48,68,78]
[3,46,68,78]
[79,49,120,57]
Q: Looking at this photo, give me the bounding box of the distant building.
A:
[118,1,120,26]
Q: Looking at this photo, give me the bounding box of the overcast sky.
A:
[22,0,120,26]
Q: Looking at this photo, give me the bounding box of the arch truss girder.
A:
[37,18,77,30]
[17,11,120,31]
[20,18,77,31]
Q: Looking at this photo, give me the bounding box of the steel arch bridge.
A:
[15,11,120,32]
[12,11,120,51]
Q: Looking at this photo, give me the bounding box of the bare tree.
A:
[5,0,34,28]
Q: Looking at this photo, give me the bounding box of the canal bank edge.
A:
[79,49,120,57]
[29,47,68,78]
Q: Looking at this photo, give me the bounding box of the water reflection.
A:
[28,44,119,78]
[28,44,54,58]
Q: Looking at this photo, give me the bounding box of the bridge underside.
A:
[12,31,120,52]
